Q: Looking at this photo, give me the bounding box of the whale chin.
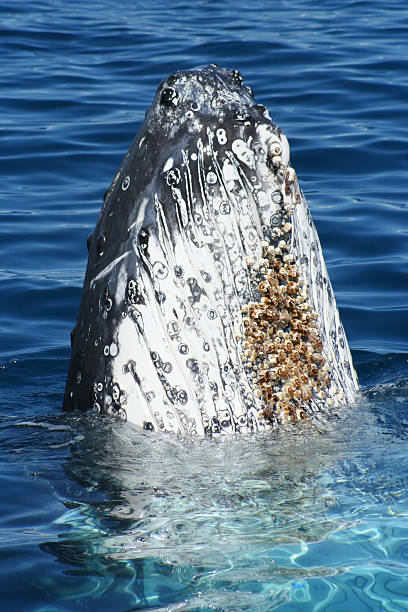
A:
[63,64,358,435]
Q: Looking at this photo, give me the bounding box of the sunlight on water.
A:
[3,389,405,610]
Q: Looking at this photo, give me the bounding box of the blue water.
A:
[1,0,408,609]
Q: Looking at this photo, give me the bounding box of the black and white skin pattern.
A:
[64,65,359,435]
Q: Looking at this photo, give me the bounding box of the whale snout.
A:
[64,65,358,434]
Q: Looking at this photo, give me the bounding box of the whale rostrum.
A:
[63,65,359,435]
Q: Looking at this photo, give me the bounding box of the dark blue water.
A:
[1,1,408,609]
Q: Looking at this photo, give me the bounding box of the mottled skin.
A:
[64,65,358,435]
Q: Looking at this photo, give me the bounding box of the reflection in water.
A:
[37,389,408,609]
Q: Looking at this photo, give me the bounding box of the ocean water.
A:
[1,0,408,609]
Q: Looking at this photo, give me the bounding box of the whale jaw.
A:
[64,65,358,435]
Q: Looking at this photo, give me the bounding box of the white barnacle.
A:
[121,176,131,191]
[286,167,296,183]
[231,139,255,168]
[269,141,282,156]
[216,128,227,145]
[206,171,217,184]
[257,190,269,208]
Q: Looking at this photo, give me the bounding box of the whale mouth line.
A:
[64,65,358,436]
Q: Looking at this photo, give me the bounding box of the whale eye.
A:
[161,87,178,105]
[230,69,243,87]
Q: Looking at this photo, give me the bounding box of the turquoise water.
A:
[1,0,408,609]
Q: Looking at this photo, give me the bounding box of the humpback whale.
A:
[64,65,358,435]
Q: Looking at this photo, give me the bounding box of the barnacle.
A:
[240,235,330,426]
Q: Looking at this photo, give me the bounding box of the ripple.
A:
[1,0,408,608]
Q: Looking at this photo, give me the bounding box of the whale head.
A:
[64,65,358,435]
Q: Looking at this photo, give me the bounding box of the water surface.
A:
[1,1,408,610]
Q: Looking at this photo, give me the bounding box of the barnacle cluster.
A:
[241,230,331,425]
